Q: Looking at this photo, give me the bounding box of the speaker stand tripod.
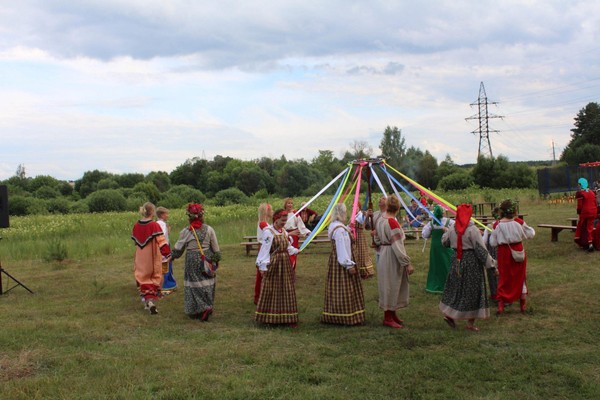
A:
[0,262,33,294]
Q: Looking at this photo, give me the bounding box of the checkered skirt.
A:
[321,238,365,325]
[255,233,298,324]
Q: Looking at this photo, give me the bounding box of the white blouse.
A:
[328,221,356,269]
[489,219,536,246]
[421,217,454,239]
[284,212,311,236]
[255,227,299,271]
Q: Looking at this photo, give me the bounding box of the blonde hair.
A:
[258,203,272,222]
[139,202,155,218]
[156,206,169,218]
[283,197,294,209]
[386,196,400,214]
[330,203,347,223]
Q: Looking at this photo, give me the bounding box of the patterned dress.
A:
[255,228,299,324]
[439,223,494,320]
[321,222,365,325]
[172,225,220,317]
[374,217,411,311]
[132,220,171,301]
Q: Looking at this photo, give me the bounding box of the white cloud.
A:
[1,1,600,180]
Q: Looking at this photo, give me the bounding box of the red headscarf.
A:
[454,203,473,260]
[187,203,204,230]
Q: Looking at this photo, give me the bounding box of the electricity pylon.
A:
[466,82,503,159]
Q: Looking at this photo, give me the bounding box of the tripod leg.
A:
[0,268,34,294]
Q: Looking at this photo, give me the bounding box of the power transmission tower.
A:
[466,82,503,159]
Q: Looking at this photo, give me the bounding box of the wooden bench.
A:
[537,224,576,242]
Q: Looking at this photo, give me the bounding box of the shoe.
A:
[200,307,213,321]
[443,316,456,329]
[588,244,594,252]
[465,325,480,332]
[383,320,404,329]
[146,300,158,315]
[520,299,527,313]
[392,312,404,325]
[496,302,504,315]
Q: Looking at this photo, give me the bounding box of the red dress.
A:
[574,189,597,247]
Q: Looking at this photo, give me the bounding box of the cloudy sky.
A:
[1,0,599,181]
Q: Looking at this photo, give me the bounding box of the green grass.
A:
[1,191,599,399]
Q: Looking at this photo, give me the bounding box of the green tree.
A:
[435,154,459,182]
[131,182,161,204]
[115,173,145,188]
[416,150,438,189]
[312,150,343,179]
[379,126,406,168]
[146,171,171,192]
[75,170,113,198]
[561,102,600,164]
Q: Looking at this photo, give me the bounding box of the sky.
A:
[1,0,600,181]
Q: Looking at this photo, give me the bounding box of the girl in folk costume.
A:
[172,203,221,321]
[255,209,300,327]
[490,199,535,315]
[374,195,414,329]
[283,198,311,270]
[353,203,375,279]
[439,204,496,331]
[131,202,171,315]
[322,203,366,325]
[421,205,454,294]
[254,203,273,305]
[574,177,597,251]
[156,206,177,294]
[481,207,501,301]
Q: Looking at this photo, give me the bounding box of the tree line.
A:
[8,117,585,216]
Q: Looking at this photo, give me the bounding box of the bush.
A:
[70,200,89,214]
[87,189,127,212]
[214,187,249,206]
[27,198,50,215]
[131,182,161,204]
[47,198,71,214]
[8,195,33,216]
[34,185,61,199]
[162,185,206,208]
[126,196,148,212]
[438,171,475,191]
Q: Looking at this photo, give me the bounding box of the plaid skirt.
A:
[255,250,298,324]
[355,224,375,279]
[321,241,365,325]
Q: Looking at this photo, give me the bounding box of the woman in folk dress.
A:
[321,203,365,326]
[421,205,454,294]
[172,203,221,321]
[131,202,171,315]
[489,199,535,315]
[440,204,496,331]
[374,195,414,329]
[255,209,299,327]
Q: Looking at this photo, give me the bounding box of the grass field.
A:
[1,192,599,399]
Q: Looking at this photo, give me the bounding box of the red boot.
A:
[497,302,504,315]
[383,310,403,329]
[392,311,404,325]
[520,298,526,313]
